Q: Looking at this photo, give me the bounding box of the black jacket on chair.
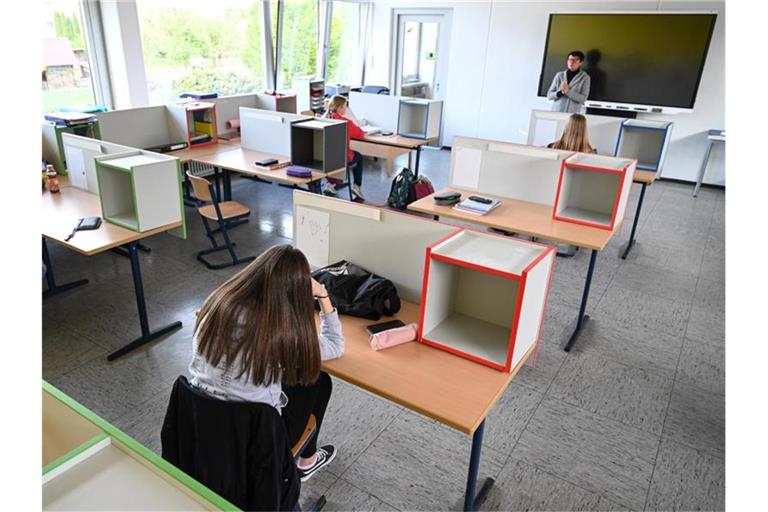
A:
[161,376,300,511]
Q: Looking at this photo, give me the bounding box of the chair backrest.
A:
[161,376,300,511]
[186,170,214,202]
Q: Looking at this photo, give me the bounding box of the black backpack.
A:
[387,167,415,210]
[311,260,401,320]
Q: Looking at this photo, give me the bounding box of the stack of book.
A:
[453,196,501,215]
[44,112,97,127]
[361,125,382,136]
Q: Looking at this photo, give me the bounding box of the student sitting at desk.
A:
[188,244,344,482]
[324,95,366,200]
[547,113,596,153]
[546,113,595,255]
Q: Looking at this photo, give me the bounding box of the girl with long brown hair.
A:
[548,113,596,153]
[189,244,344,482]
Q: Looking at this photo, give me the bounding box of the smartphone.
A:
[365,319,406,336]
[256,158,279,166]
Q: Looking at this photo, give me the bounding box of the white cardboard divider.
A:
[450,136,570,205]
[348,92,400,131]
[96,106,173,149]
[240,107,309,155]
[293,191,454,303]
[527,110,624,156]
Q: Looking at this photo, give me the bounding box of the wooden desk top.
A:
[408,188,616,251]
[360,134,436,149]
[166,140,241,163]
[192,148,346,185]
[633,170,657,185]
[41,184,182,256]
[321,301,531,435]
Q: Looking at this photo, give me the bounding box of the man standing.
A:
[547,50,591,113]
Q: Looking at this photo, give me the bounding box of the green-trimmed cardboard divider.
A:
[43,431,109,476]
[42,381,239,511]
[170,158,188,240]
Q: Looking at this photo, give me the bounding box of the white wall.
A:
[368,0,725,185]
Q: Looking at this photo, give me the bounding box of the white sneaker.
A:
[351,183,365,200]
[323,182,337,196]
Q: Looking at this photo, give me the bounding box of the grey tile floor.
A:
[42,148,725,511]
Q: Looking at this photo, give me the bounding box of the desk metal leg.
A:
[693,140,714,197]
[563,249,598,352]
[222,168,232,201]
[620,182,647,259]
[107,241,182,361]
[111,243,151,258]
[463,421,494,511]
[42,238,89,299]
[212,167,223,201]
[414,146,422,178]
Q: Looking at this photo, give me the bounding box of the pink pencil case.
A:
[369,323,419,351]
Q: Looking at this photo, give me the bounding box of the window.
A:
[42,0,96,113]
[278,0,317,90]
[402,21,420,82]
[326,1,361,85]
[136,0,264,105]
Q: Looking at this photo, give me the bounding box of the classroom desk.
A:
[42,183,183,361]
[168,141,243,204]
[166,139,241,164]
[352,134,436,178]
[693,129,725,197]
[409,189,615,353]
[191,147,348,201]
[619,170,657,259]
[322,301,533,511]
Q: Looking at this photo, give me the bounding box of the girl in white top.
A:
[189,244,344,483]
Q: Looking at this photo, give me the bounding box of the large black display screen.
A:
[537,13,717,109]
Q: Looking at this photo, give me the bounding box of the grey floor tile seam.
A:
[502,454,638,511]
[44,340,127,385]
[112,386,170,433]
[655,434,726,465]
[335,406,405,481]
[498,343,569,474]
[479,378,544,454]
[641,285,695,512]
[333,476,403,512]
[670,213,717,394]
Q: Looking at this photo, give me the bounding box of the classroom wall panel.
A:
[367,0,725,185]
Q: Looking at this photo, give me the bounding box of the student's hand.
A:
[311,278,334,314]
[561,81,570,94]
[311,278,327,298]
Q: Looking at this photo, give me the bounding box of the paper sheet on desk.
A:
[452,147,482,189]
[296,206,330,268]
[532,119,559,148]
[64,146,85,179]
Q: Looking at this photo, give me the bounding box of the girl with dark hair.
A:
[189,244,344,482]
